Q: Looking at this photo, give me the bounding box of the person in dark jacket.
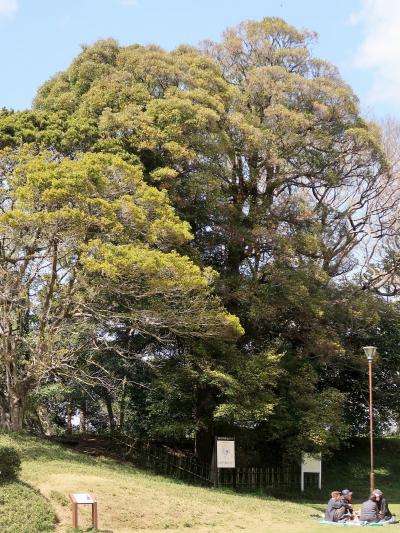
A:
[373,489,393,522]
[325,491,342,522]
[360,495,379,523]
[337,489,354,522]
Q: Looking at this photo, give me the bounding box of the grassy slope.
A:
[1,433,400,532]
[323,437,400,502]
[0,480,55,533]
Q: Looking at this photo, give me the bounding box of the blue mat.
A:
[319,520,396,527]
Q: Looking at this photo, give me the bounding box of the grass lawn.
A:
[0,479,55,533]
[1,433,400,532]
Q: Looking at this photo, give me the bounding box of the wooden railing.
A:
[55,435,311,491]
[133,441,211,485]
[129,440,303,490]
[218,465,300,489]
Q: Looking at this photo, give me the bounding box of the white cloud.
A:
[352,0,400,106]
[0,0,17,16]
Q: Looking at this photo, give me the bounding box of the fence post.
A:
[124,439,299,492]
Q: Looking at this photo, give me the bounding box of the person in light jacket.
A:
[325,491,342,522]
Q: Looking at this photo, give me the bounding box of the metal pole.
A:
[212,437,218,488]
[369,360,375,494]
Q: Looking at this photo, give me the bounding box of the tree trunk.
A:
[195,425,214,463]
[119,377,127,432]
[66,402,73,434]
[0,398,11,430]
[9,392,25,432]
[4,357,27,432]
[0,390,25,432]
[35,409,46,436]
[36,406,52,436]
[105,396,116,433]
[79,403,87,435]
[194,386,216,463]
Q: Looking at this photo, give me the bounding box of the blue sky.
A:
[0,0,398,117]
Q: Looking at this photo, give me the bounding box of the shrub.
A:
[0,446,21,481]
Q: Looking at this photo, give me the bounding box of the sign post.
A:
[213,437,236,488]
[69,493,98,531]
[301,453,321,492]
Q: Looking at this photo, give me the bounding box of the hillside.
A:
[1,433,400,532]
[323,437,400,503]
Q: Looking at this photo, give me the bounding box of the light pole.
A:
[363,345,377,494]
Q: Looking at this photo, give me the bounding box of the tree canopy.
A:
[0,148,241,430]
[1,17,400,461]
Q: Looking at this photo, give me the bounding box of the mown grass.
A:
[1,432,400,532]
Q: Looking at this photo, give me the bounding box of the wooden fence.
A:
[133,441,211,485]
[54,434,317,491]
[130,441,306,490]
[218,465,300,489]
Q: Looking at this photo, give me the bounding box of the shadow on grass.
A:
[66,530,114,533]
[0,431,142,475]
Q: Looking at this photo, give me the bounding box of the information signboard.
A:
[72,493,95,504]
[217,439,235,468]
[69,493,98,531]
[301,453,321,492]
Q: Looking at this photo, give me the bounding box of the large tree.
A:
[0,149,241,430]
[0,18,392,456]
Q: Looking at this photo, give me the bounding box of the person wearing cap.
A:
[336,489,355,522]
[373,489,393,522]
[360,493,380,523]
[324,491,342,522]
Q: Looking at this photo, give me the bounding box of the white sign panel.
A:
[73,493,94,504]
[301,453,321,491]
[217,440,235,468]
[302,453,321,473]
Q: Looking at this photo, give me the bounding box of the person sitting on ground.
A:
[335,489,355,522]
[373,489,393,522]
[325,491,342,522]
[360,494,379,523]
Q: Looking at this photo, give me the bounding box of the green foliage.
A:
[0,15,392,458]
[0,142,241,432]
[0,446,21,481]
[321,298,400,434]
[213,349,283,425]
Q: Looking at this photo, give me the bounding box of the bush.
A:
[0,446,21,481]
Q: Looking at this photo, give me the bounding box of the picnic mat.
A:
[319,520,398,527]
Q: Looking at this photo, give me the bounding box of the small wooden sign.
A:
[69,493,98,531]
